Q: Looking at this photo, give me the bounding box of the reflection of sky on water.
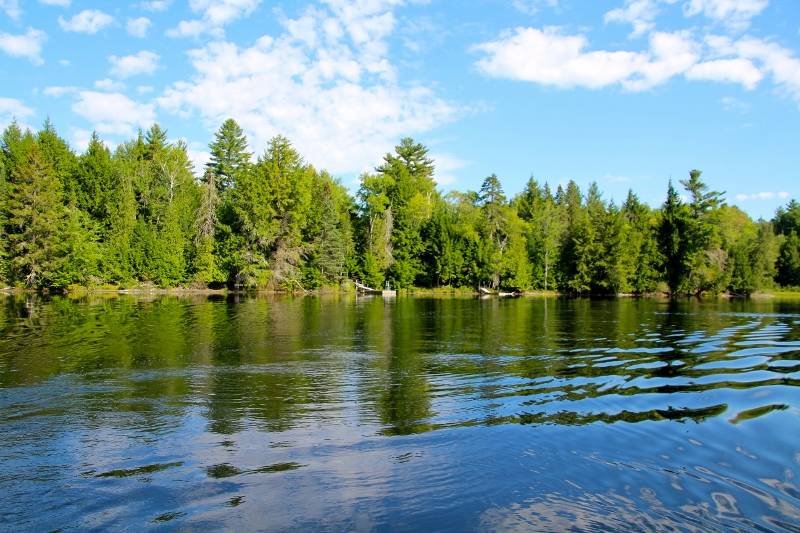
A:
[0,295,799,530]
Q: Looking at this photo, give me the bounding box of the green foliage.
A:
[207,118,251,193]
[659,180,688,294]
[776,232,800,287]
[304,172,352,286]
[4,135,66,288]
[0,120,793,295]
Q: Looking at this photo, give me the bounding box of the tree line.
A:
[1,118,798,295]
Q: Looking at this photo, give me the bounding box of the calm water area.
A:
[0,294,799,531]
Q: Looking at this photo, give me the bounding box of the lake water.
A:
[0,294,799,531]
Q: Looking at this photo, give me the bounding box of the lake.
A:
[0,294,798,531]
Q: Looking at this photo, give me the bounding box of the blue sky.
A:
[0,0,798,218]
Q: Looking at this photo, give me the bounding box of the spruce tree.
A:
[659,180,688,295]
[5,136,65,288]
[76,132,115,222]
[207,118,252,193]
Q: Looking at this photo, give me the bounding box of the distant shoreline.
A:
[3,286,799,300]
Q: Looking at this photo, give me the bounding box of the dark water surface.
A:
[1,295,799,531]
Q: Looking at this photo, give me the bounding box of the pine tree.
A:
[37,119,79,206]
[659,180,688,295]
[622,190,661,293]
[207,118,251,193]
[478,174,508,289]
[76,132,115,222]
[776,232,800,287]
[680,170,726,294]
[5,136,65,288]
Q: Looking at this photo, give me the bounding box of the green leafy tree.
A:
[516,179,565,291]
[192,169,225,284]
[381,139,437,288]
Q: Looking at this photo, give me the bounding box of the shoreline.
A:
[2,286,799,299]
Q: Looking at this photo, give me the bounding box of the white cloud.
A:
[186,143,211,175]
[605,0,767,35]
[137,85,155,94]
[473,27,703,91]
[625,30,700,90]
[167,0,260,38]
[706,34,800,104]
[685,57,762,88]
[733,37,800,103]
[43,85,77,97]
[140,0,170,11]
[109,51,159,78]
[0,28,46,64]
[159,2,456,175]
[0,96,34,118]
[474,27,642,89]
[59,9,114,34]
[0,96,35,131]
[94,78,125,91]
[70,127,92,152]
[1,0,21,20]
[59,58,70,66]
[604,0,679,38]
[72,91,155,135]
[39,0,70,6]
[431,153,469,187]
[471,26,791,94]
[126,17,152,38]
[735,191,790,201]
[684,0,768,30]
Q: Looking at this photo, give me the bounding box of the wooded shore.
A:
[2,118,799,296]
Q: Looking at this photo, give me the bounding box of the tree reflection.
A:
[0,294,797,434]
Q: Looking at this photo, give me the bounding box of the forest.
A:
[0,118,798,295]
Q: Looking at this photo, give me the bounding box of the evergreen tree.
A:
[207,118,251,193]
[776,232,800,287]
[774,200,800,236]
[659,180,688,295]
[5,136,65,287]
[76,132,115,222]
[774,201,800,286]
[37,119,79,206]
[558,180,595,293]
[305,173,352,286]
[103,139,140,283]
[357,138,437,289]
[680,170,726,294]
[0,118,795,295]
[478,174,508,289]
[622,191,661,293]
[192,169,224,284]
[517,180,564,291]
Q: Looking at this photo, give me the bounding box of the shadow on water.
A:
[0,293,799,530]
